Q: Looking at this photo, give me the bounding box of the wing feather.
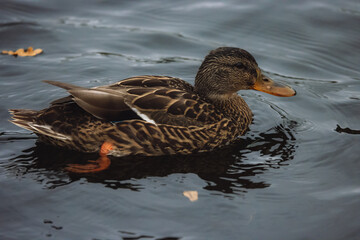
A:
[124,87,225,127]
[44,76,225,126]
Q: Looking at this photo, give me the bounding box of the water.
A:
[1,0,360,239]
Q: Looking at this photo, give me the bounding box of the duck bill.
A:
[252,73,296,97]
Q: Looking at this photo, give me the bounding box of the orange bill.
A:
[252,73,296,97]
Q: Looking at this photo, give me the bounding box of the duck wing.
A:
[115,76,226,126]
[122,86,223,127]
[44,80,131,120]
[44,76,225,126]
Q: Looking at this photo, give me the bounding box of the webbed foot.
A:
[65,141,113,173]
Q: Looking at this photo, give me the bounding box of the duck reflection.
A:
[8,123,297,194]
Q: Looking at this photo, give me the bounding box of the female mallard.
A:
[10,47,295,172]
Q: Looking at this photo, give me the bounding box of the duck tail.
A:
[9,109,39,131]
[9,109,71,141]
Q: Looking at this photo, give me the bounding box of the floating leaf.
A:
[2,47,43,57]
[183,191,198,202]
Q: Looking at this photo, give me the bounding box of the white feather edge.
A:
[129,106,157,125]
[28,123,72,141]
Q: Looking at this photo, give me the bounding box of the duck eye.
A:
[234,62,245,69]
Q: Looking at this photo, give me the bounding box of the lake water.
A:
[0,0,360,239]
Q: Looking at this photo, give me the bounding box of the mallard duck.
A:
[10,47,295,172]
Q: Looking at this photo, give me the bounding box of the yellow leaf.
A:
[183,191,198,202]
[33,48,43,55]
[16,48,25,56]
[1,46,43,57]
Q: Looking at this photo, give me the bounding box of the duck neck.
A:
[194,72,253,130]
[204,93,252,128]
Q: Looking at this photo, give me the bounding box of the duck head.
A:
[195,47,296,99]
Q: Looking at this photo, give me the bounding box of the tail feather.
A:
[10,119,35,132]
[9,108,38,132]
[9,109,38,121]
[9,109,71,141]
[43,80,85,91]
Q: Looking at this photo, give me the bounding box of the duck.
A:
[10,47,295,173]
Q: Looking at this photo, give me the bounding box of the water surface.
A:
[0,0,360,239]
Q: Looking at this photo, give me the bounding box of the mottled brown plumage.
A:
[9,47,295,157]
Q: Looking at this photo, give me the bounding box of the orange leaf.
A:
[183,191,198,202]
[1,46,43,57]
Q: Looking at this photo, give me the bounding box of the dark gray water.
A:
[1,0,360,239]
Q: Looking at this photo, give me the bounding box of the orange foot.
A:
[65,141,113,173]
